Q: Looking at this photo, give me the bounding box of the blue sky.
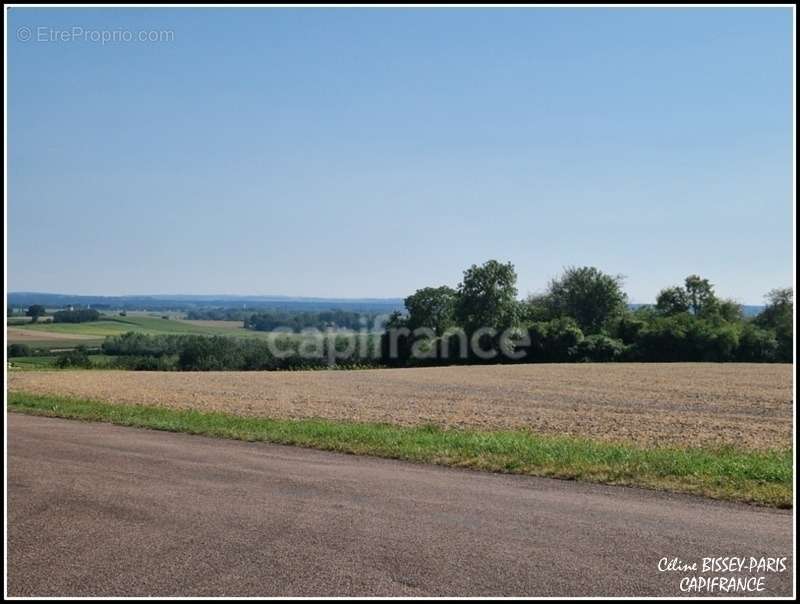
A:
[7,7,794,303]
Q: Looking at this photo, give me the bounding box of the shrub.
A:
[7,343,32,357]
[609,313,648,345]
[177,336,245,371]
[102,332,188,357]
[52,309,101,323]
[526,318,584,362]
[54,350,92,369]
[575,334,627,362]
[737,324,778,362]
[113,355,176,370]
[633,314,741,362]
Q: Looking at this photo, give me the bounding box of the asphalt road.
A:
[7,414,795,597]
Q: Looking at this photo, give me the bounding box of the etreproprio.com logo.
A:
[16,26,175,44]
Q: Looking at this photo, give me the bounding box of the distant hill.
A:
[7,292,405,314]
[628,303,763,317]
[740,305,765,317]
[7,293,763,317]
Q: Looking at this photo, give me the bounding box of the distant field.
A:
[7,317,37,326]
[7,317,54,326]
[7,315,261,346]
[7,315,377,351]
[7,363,792,450]
[6,327,101,344]
[12,316,225,336]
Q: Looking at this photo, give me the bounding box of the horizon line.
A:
[6,291,769,307]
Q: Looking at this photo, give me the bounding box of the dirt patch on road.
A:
[7,364,792,450]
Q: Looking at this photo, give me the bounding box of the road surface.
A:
[7,414,794,597]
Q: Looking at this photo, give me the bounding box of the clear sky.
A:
[7,7,794,303]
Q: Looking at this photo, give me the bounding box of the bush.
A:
[700,323,739,362]
[99,331,381,372]
[102,332,188,357]
[7,343,32,357]
[177,336,245,371]
[633,314,692,361]
[54,350,92,369]
[609,313,648,345]
[112,355,176,371]
[526,318,584,362]
[245,309,377,332]
[52,309,101,323]
[633,314,741,362]
[737,324,778,362]
[575,334,627,362]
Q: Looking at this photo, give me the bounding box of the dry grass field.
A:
[7,363,792,450]
[5,327,99,343]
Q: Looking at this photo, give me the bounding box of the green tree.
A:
[55,349,92,369]
[519,293,553,324]
[656,275,719,318]
[737,324,778,362]
[755,288,793,362]
[384,311,408,330]
[380,312,412,366]
[454,260,520,334]
[756,287,793,327]
[635,314,739,362]
[526,317,584,362]
[545,266,627,334]
[717,298,744,323]
[576,334,627,362]
[25,304,46,323]
[684,275,718,317]
[655,286,690,315]
[404,286,457,336]
[608,309,650,344]
[7,343,32,357]
[52,309,101,323]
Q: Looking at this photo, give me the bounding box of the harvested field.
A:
[7,363,792,450]
[6,327,99,343]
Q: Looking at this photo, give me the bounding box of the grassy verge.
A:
[7,391,792,508]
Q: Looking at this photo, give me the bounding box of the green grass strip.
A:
[8,391,793,508]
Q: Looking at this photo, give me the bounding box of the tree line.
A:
[52,308,101,324]
[100,331,379,371]
[9,260,791,370]
[244,309,381,332]
[186,308,383,332]
[91,261,791,370]
[381,261,792,365]
[17,305,101,324]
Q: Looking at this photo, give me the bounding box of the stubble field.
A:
[7,363,792,450]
